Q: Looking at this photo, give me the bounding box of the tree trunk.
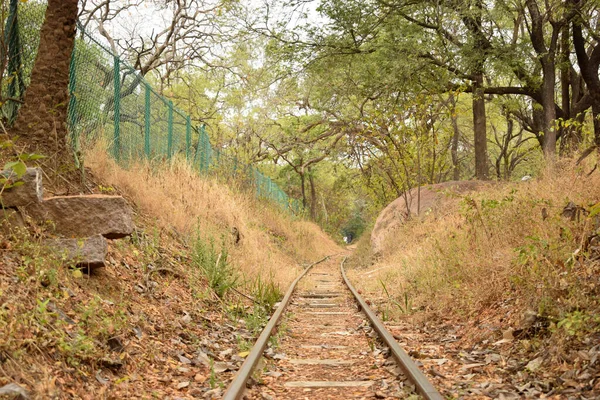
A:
[573,17,600,150]
[300,172,307,209]
[559,27,576,154]
[11,0,78,163]
[593,103,600,149]
[450,95,461,180]
[308,168,317,220]
[540,60,557,156]
[473,74,489,179]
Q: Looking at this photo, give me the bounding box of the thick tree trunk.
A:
[11,0,78,162]
[573,18,600,150]
[559,28,577,154]
[473,75,488,180]
[540,60,557,156]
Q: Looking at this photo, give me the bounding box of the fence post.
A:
[186,116,191,161]
[68,47,77,151]
[113,56,121,161]
[199,125,206,172]
[144,83,151,158]
[167,100,174,160]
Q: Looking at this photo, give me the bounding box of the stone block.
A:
[29,194,134,239]
[48,234,107,269]
[0,168,43,207]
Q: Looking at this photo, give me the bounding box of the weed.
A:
[380,279,411,317]
[249,274,282,310]
[192,234,238,298]
[556,311,599,337]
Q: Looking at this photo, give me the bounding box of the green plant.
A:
[380,279,411,316]
[556,311,596,337]
[192,234,238,298]
[249,274,282,310]
[0,140,45,195]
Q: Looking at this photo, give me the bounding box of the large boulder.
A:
[0,168,43,207]
[371,181,485,255]
[28,195,134,239]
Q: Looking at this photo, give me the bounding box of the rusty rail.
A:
[222,255,330,400]
[341,257,444,400]
[223,254,443,400]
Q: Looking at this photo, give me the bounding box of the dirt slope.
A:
[0,146,340,398]
[371,181,485,255]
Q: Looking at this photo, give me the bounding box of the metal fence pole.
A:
[113,56,121,161]
[68,48,77,149]
[186,116,191,161]
[167,100,174,160]
[144,83,151,158]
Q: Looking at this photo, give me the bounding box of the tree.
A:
[572,0,600,151]
[10,0,78,177]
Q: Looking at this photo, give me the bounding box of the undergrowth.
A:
[349,159,600,345]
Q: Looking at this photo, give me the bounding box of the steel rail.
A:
[340,257,444,400]
[222,255,330,400]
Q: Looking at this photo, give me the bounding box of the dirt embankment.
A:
[370,181,486,255]
[0,144,339,398]
[349,162,600,398]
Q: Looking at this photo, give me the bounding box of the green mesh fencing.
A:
[1,0,302,215]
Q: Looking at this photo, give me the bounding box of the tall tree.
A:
[10,0,78,169]
[572,0,600,151]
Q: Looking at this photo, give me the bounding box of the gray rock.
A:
[0,168,43,208]
[48,234,107,269]
[29,195,134,239]
[0,382,30,399]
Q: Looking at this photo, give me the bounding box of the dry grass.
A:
[349,159,600,334]
[85,142,339,288]
[0,140,339,398]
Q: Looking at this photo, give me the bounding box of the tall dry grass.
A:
[85,142,339,288]
[350,160,600,327]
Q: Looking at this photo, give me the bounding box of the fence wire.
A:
[0,0,301,214]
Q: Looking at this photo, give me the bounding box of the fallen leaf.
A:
[95,370,109,385]
[525,357,544,372]
[176,381,190,389]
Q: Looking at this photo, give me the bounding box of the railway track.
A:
[224,254,442,399]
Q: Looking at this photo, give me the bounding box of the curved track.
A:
[224,254,443,399]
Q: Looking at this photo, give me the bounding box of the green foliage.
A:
[0,137,45,196]
[379,279,411,317]
[192,235,238,298]
[249,274,281,310]
[556,311,599,337]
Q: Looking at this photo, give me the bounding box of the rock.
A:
[0,383,30,399]
[371,181,486,255]
[0,168,43,208]
[47,235,107,269]
[0,208,25,235]
[29,195,133,239]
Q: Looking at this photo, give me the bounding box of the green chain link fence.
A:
[0,0,301,214]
